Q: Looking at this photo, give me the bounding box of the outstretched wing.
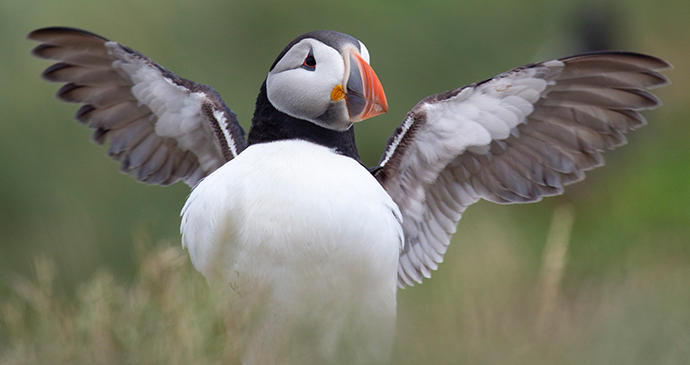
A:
[375,52,671,287]
[28,27,247,186]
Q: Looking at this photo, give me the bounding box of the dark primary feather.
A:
[375,51,671,287]
[28,27,246,186]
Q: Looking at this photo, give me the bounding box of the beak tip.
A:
[378,103,388,115]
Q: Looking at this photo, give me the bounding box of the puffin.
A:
[28,27,670,364]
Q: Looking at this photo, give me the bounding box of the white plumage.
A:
[182,140,402,363]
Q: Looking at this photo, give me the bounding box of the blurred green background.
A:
[1,0,688,363]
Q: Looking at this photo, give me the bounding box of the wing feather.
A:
[43,63,128,85]
[375,52,670,287]
[57,83,136,107]
[29,27,247,186]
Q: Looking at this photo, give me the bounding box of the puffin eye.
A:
[301,52,316,71]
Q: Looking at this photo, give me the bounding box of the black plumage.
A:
[248,82,361,161]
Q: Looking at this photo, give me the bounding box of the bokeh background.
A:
[1,0,688,363]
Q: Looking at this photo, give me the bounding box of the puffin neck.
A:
[247,81,361,162]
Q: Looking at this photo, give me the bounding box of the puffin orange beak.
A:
[342,51,388,123]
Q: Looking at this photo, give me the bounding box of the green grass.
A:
[0,231,236,364]
[394,207,690,364]
[2,209,689,364]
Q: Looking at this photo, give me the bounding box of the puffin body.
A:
[29,26,670,364]
[182,140,402,363]
[179,31,400,362]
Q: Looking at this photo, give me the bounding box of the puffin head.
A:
[265,30,388,131]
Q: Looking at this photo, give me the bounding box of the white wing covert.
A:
[374,52,671,288]
[29,27,246,186]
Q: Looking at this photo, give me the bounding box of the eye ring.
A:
[301,51,316,70]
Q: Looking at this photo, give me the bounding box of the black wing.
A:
[29,27,247,186]
[374,52,671,287]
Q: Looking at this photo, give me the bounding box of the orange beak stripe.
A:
[347,52,388,122]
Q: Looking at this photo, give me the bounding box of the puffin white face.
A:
[266,36,387,131]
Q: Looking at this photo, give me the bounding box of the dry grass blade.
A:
[0,239,233,365]
[537,204,576,332]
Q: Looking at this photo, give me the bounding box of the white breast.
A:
[181,140,403,364]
